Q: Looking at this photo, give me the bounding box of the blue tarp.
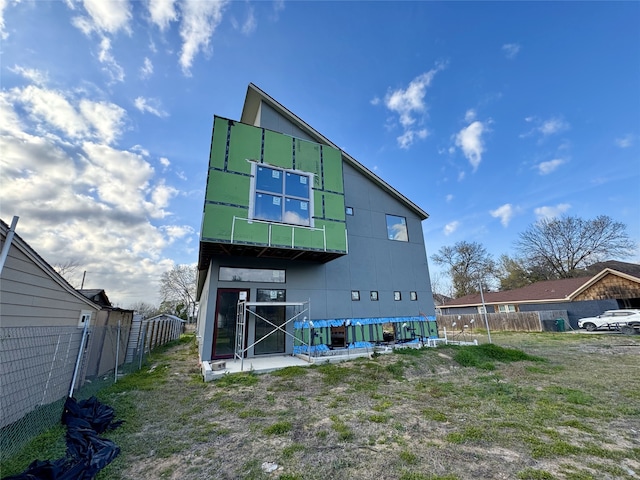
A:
[294,316,436,329]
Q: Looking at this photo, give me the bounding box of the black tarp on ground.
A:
[3,397,123,480]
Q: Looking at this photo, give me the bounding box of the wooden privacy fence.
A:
[436,310,569,333]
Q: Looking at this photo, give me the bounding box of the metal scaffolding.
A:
[234,300,311,372]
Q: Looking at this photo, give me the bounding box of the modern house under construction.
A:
[195,84,437,367]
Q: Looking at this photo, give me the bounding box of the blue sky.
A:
[1,1,638,306]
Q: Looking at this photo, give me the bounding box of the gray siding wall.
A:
[0,237,97,327]
[197,262,215,361]
[259,103,316,142]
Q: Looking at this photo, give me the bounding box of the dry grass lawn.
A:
[8,331,640,480]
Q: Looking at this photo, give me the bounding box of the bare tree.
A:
[159,264,197,322]
[52,259,83,287]
[431,241,497,298]
[515,215,636,278]
[128,301,159,318]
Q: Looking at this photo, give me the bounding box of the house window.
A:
[219,267,285,283]
[346,206,354,216]
[394,291,402,301]
[477,306,486,314]
[351,290,360,301]
[498,304,516,313]
[251,164,313,227]
[370,291,378,301]
[78,310,92,328]
[386,215,408,241]
[410,291,417,301]
[257,289,286,302]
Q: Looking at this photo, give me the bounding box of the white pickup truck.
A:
[577,309,640,334]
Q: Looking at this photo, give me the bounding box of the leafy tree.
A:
[159,264,197,322]
[496,254,557,290]
[430,241,497,297]
[515,215,636,279]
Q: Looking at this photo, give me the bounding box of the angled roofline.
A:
[240,83,429,220]
[1,218,101,310]
[567,268,640,300]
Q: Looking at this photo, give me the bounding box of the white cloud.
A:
[490,203,517,227]
[397,128,429,150]
[98,37,125,83]
[382,63,446,149]
[148,0,178,31]
[464,109,476,122]
[520,116,570,139]
[0,86,193,306]
[232,6,256,35]
[9,66,49,86]
[539,117,569,136]
[502,43,521,60]
[0,0,9,39]
[179,0,229,76]
[134,96,169,118]
[444,221,459,235]
[140,57,154,79]
[73,0,132,35]
[615,134,634,148]
[15,85,90,139]
[370,97,380,106]
[537,158,565,175]
[445,194,453,203]
[162,224,196,242]
[534,203,571,220]
[159,157,170,168]
[455,120,485,170]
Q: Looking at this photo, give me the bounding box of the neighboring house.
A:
[196,83,437,363]
[0,218,100,328]
[79,289,133,378]
[439,265,640,328]
[0,218,101,430]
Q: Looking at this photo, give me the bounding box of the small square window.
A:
[351,290,360,301]
[394,291,401,301]
[410,291,417,301]
[346,206,354,216]
[370,291,378,301]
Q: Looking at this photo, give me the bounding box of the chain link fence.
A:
[0,316,184,462]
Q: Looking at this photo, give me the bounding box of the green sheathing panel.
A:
[295,139,321,187]
[322,147,343,193]
[315,220,347,252]
[323,192,346,221]
[228,122,262,174]
[263,130,293,169]
[202,204,248,241]
[202,119,347,254]
[293,226,326,250]
[233,220,269,244]
[205,170,250,207]
[313,191,324,218]
[270,224,294,248]
[428,321,438,338]
[210,117,229,170]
